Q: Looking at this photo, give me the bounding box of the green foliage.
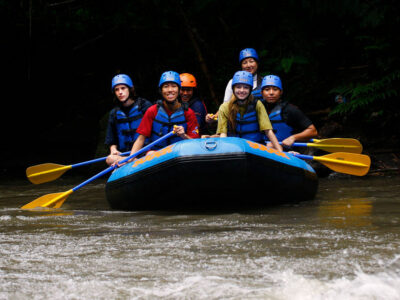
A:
[5,0,400,151]
[280,56,309,74]
[330,70,400,115]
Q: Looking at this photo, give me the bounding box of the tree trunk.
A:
[178,4,219,108]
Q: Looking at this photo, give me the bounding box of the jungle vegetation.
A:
[2,0,399,170]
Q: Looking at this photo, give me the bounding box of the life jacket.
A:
[251,75,263,101]
[150,100,188,149]
[114,99,147,151]
[228,100,264,143]
[268,102,294,141]
[187,97,207,134]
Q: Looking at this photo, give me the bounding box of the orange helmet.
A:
[180,73,197,88]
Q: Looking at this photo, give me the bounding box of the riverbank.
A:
[313,113,400,177]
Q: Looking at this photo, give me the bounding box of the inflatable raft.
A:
[105,137,318,210]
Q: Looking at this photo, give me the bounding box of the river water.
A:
[1,175,400,299]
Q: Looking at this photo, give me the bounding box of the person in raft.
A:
[260,75,318,149]
[215,70,283,151]
[128,71,200,158]
[179,73,208,135]
[105,74,153,166]
[205,47,263,124]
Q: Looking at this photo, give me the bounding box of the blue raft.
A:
[105,137,318,210]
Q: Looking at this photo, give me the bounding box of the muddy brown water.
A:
[1,176,400,299]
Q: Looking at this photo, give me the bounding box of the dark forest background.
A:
[2,0,400,179]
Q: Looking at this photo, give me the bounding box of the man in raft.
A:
[105,74,152,165]
[179,73,208,136]
[215,70,282,151]
[261,75,318,150]
[128,71,200,157]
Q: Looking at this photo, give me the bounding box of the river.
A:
[1,175,400,299]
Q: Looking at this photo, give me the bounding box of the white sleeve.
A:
[223,79,233,102]
[253,74,258,90]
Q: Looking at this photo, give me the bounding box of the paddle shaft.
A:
[294,154,368,167]
[281,142,316,147]
[72,131,175,192]
[26,150,131,185]
[72,151,131,168]
[291,142,360,149]
[277,137,363,154]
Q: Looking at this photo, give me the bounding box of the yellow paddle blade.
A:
[20,189,73,210]
[26,163,72,184]
[311,138,363,153]
[314,152,371,176]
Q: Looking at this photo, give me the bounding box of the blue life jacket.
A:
[250,75,263,101]
[188,97,207,135]
[150,100,188,149]
[228,100,264,143]
[115,101,147,151]
[251,88,262,101]
[268,102,294,141]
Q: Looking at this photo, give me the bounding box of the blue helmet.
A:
[111,74,133,91]
[239,48,259,63]
[159,71,181,88]
[232,71,253,88]
[261,75,282,90]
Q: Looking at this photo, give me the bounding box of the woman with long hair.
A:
[206,48,263,125]
[216,71,282,151]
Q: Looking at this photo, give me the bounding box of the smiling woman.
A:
[205,48,264,126]
[216,71,282,151]
[222,48,263,102]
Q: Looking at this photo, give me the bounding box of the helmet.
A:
[159,71,181,88]
[239,48,259,63]
[111,74,133,91]
[180,73,197,88]
[232,71,253,88]
[261,75,282,90]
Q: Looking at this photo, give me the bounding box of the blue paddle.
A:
[21,131,175,210]
[26,148,136,184]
